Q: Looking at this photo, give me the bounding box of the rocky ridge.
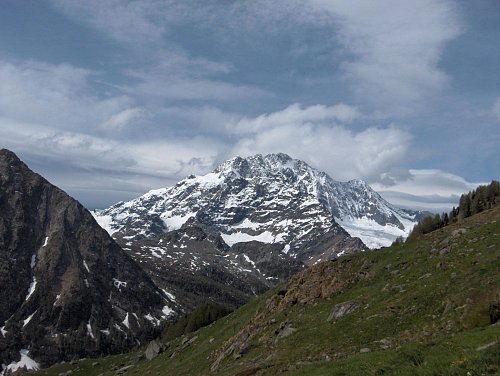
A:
[0,149,170,370]
[94,153,418,250]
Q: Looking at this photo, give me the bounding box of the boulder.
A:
[327,300,360,322]
[145,340,161,360]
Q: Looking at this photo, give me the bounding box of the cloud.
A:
[304,0,462,113]
[50,0,462,111]
[0,59,133,130]
[1,118,223,179]
[50,0,169,44]
[121,49,271,102]
[372,169,484,211]
[225,103,411,181]
[99,108,148,130]
[227,103,361,134]
[127,72,270,102]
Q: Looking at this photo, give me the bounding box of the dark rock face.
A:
[124,226,305,311]
[0,149,168,368]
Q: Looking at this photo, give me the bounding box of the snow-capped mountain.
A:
[94,153,418,249]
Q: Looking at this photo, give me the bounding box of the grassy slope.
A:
[35,206,500,376]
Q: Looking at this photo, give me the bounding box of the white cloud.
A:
[304,0,462,112]
[99,108,148,130]
[232,0,461,113]
[127,73,270,102]
[226,103,411,181]
[1,118,222,179]
[227,103,360,134]
[121,49,270,102]
[372,169,484,211]
[0,59,133,130]
[50,0,169,44]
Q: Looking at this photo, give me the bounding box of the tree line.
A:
[162,303,232,340]
[406,180,499,240]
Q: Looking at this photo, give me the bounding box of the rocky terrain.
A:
[94,153,420,250]
[89,154,380,314]
[36,203,500,375]
[90,153,422,314]
[0,149,171,371]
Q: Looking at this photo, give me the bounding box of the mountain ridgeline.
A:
[93,153,421,250]
[407,180,499,240]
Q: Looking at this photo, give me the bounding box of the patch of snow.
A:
[161,289,176,302]
[162,305,174,318]
[282,244,291,254]
[30,254,36,269]
[221,231,279,246]
[233,218,262,230]
[86,320,94,339]
[1,326,6,337]
[83,260,90,273]
[149,248,162,258]
[2,349,39,374]
[242,254,256,268]
[122,313,130,329]
[53,294,61,306]
[161,213,195,231]
[91,213,119,235]
[142,187,168,199]
[23,311,36,327]
[42,236,49,247]
[193,172,224,188]
[144,313,160,326]
[338,216,410,249]
[84,279,89,288]
[25,277,37,301]
[100,329,110,336]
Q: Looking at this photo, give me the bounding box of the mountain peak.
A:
[0,148,24,165]
[94,153,417,249]
[214,153,298,179]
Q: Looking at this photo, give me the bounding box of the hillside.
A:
[34,202,500,375]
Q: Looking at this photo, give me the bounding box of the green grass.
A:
[35,206,500,375]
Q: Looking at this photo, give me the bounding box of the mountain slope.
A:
[93,153,417,250]
[0,149,171,370]
[123,224,305,311]
[91,153,370,313]
[42,204,500,375]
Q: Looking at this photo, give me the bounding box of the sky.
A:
[0,0,498,211]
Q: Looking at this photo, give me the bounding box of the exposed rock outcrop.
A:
[0,149,168,368]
